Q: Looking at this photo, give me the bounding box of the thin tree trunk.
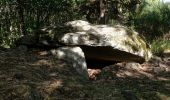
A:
[17,0,26,36]
[99,0,107,24]
[36,10,40,29]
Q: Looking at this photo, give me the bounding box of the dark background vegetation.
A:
[0,0,169,51]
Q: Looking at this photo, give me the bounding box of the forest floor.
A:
[0,48,170,100]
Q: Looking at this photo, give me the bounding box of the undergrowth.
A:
[151,38,170,56]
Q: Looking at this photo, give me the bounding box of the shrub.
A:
[151,38,170,56]
[133,0,170,41]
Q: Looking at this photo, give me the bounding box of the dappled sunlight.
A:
[0,0,169,99]
[50,47,89,79]
[37,51,49,56]
[39,79,63,97]
[0,49,88,99]
[0,48,170,99]
[32,59,52,68]
[156,77,170,81]
[112,62,170,81]
[156,92,170,100]
[66,20,91,31]
[116,70,143,78]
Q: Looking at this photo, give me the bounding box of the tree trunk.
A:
[17,0,26,36]
[99,0,107,24]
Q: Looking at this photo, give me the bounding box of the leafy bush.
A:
[0,0,86,48]
[133,0,170,41]
[0,0,169,48]
[151,39,170,56]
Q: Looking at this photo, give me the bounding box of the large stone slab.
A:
[57,20,152,63]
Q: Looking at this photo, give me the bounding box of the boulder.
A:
[50,46,89,79]
[57,20,152,63]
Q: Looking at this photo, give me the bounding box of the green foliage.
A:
[0,0,85,47]
[133,0,170,40]
[0,0,169,48]
[0,0,20,47]
[79,0,142,24]
[151,39,170,56]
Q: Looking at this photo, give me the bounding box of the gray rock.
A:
[57,20,152,63]
[50,46,89,79]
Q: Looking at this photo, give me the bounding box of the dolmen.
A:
[17,20,152,79]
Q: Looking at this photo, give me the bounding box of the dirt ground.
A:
[0,48,170,100]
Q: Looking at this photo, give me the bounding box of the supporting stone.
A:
[50,46,89,79]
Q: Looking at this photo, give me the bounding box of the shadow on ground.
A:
[0,49,170,100]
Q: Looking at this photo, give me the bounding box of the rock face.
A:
[57,20,152,63]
